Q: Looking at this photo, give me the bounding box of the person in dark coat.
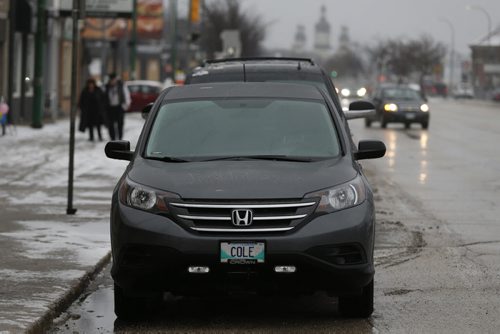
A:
[104,73,131,140]
[79,78,105,141]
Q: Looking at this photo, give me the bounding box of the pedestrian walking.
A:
[0,97,9,137]
[104,73,131,140]
[78,78,105,141]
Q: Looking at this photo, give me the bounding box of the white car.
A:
[453,85,474,99]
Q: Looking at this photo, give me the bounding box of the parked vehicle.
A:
[367,84,430,129]
[492,89,500,102]
[452,85,474,99]
[105,82,385,320]
[126,80,163,112]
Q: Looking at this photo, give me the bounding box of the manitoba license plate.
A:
[220,242,265,264]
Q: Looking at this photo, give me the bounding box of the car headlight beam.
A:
[420,104,429,112]
[384,103,398,112]
[341,88,351,97]
[357,87,367,97]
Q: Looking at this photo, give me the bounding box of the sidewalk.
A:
[0,114,143,333]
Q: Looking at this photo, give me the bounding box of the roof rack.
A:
[204,57,315,66]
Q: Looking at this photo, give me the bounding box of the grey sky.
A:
[238,0,500,55]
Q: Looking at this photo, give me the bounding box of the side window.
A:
[128,85,140,93]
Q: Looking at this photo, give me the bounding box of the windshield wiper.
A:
[146,156,191,163]
[202,155,317,162]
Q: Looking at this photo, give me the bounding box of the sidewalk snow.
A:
[0,114,143,332]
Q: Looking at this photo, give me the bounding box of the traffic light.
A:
[190,0,200,24]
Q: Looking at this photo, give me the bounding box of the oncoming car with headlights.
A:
[367,84,430,129]
[105,82,386,320]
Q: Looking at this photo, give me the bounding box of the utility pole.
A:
[67,0,83,215]
[439,18,455,97]
[32,0,47,128]
[466,5,492,45]
[7,0,16,126]
[130,0,137,80]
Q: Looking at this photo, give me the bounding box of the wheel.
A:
[404,122,410,129]
[114,283,162,320]
[421,121,429,130]
[338,279,374,318]
[381,118,387,129]
[365,118,372,128]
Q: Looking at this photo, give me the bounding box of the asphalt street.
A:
[46,98,500,333]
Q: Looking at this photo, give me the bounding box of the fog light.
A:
[188,266,210,274]
[274,266,296,273]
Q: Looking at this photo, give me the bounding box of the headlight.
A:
[357,87,367,97]
[384,103,398,112]
[341,88,351,97]
[119,177,179,213]
[305,175,367,213]
[420,104,429,112]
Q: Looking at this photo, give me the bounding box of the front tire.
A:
[365,119,372,128]
[381,117,388,128]
[422,121,429,130]
[338,279,374,318]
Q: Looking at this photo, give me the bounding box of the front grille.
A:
[398,103,420,112]
[169,199,318,233]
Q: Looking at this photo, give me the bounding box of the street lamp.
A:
[438,17,455,96]
[466,5,492,45]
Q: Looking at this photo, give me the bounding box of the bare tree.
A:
[407,35,447,88]
[325,49,365,80]
[367,36,446,86]
[201,0,267,59]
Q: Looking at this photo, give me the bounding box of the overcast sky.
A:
[236,0,500,56]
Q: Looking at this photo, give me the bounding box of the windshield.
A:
[145,98,340,160]
[383,88,421,100]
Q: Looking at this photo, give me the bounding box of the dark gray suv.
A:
[105,82,385,320]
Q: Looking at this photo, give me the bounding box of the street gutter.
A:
[25,252,112,334]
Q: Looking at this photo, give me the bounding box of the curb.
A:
[25,251,112,334]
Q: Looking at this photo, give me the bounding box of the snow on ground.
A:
[0,113,144,332]
[0,220,110,265]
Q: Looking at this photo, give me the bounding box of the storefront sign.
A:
[60,0,133,18]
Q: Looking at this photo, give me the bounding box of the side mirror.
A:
[354,140,386,160]
[105,140,134,161]
[141,103,153,120]
[345,100,375,120]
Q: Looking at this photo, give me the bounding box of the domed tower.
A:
[314,5,332,58]
[292,25,307,53]
[338,25,351,52]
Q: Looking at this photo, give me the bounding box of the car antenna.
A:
[297,61,302,70]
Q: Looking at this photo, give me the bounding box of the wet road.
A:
[50,98,500,333]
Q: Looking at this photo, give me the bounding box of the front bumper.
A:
[110,200,375,296]
[383,111,429,123]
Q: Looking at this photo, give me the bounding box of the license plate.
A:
[220,242,265,264]
[406,113,416,119]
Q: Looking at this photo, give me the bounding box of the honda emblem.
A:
[231,209,253,226]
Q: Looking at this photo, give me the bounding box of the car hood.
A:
[127,157,357,199]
